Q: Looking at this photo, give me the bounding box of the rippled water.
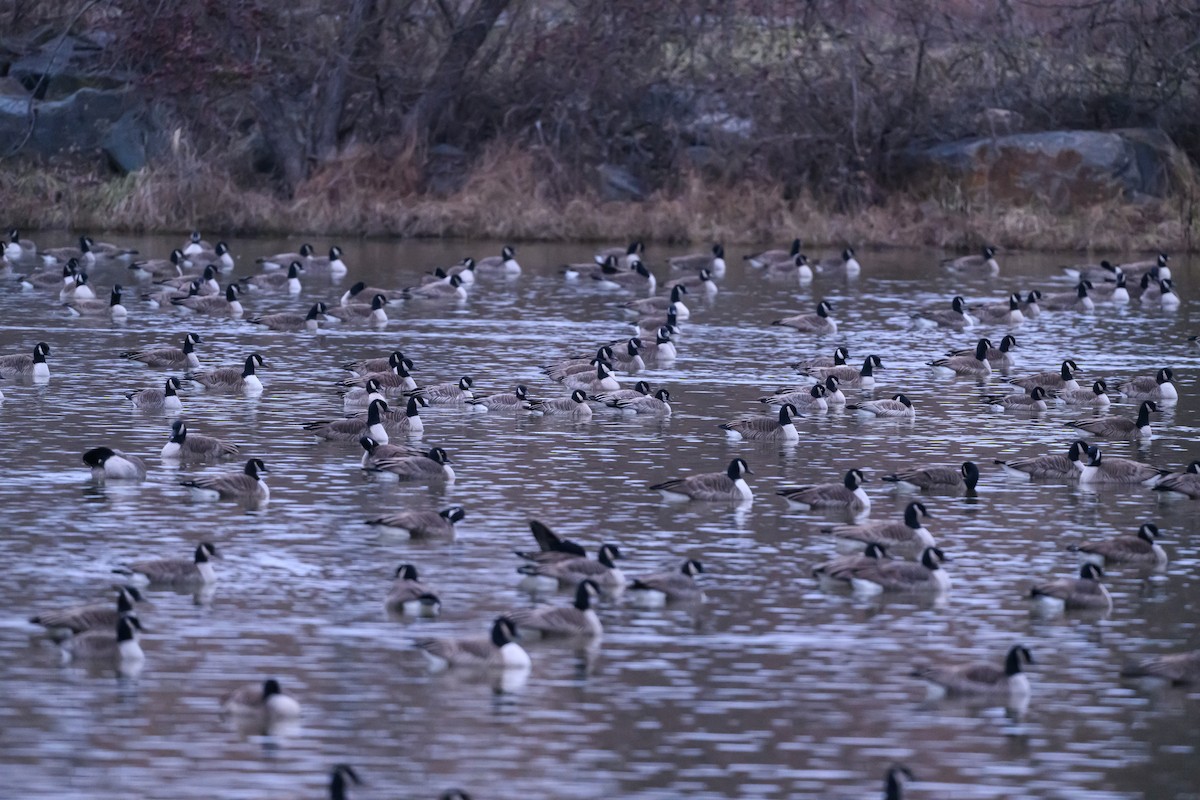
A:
[1,235,1197,799]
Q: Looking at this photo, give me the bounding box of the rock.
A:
[905,129,1192,209]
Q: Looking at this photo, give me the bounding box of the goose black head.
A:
[833,345,850,363]
[999,334,1018,352]
[892,393,912,408]
[502,245,516,260]
[82,446,118,468]
[1080,562,1104,580]
[491,616,519,647]
[244,458,268,477]
[330,764,363,800]
[920,547,947,569]
[196,542,219,561]
[458,376,474,390]
[843,468,867,489]
[330,245,344,260]
[816,299,833,317]
[394,563,420,581]
[1005,644,1033,675]
[359,436,381,454]
[951,295,967,312]
[597,544,623,566]
[681,559,704,576]
[973,338,991,359]
[371,293,388,309]
[570,389,588,403]
[440,506,466,523]
[810,384,827,398]
[654,388,671,402]
[1156,367,1174,384]
[1029,386,1047,401]
[405,395,422,416]
[573,579,601,610]
[426,447,451,464]
[961,461,980,489]
[1137,522,1159,541]
[778,403,799,423]
[727,458,752,479]
[514,385,529,400]
[711,243,724,258]
[902,501,930,527]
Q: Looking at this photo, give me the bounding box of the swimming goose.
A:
[664,267,717,296]
[590,381,652,407]
[517,543,626,589]
[882,461,979,493]
[382,563,442,615]
[815,247,861,276]
[624,284,689,318]
[607,338,645,372]
[126,376,183,412]
[1039,282,1094,312]
[304,398,390,443]
[721,403,800,441]
[777,468,870,511]
[338,362,418,396]
[561,362,620,393]
[973,292,1024,325]
[247,302,327,333]
[914,295,976,330]
[668,243,726,275]
[1155,278,1181,309]
[342,350,413,376]
[416,616,531,671]
[1120,650,1200,685]
[188,241,235,272]
[181,231,211,257]
[181,458,270,503]
[5,228,37,261]
[827,501,935,559]
[63,614,144,673]
[114,542,219,585]
[594,241,645,269]
[759,383,828,412]
[848,393,915,418]
[128,249,187,281]
[1008,360,1079,392]
[59,271,98,302]
[306,245,348,275]
[367,447,455,483]
[791,347,850,373]
[1154,460,1200,499]
[1080,446,1167,485]
[524,388,593,417]
[325,293,389,324]
[995,439,1089,480]
[543,347,612,381]
[634,304,685,338]
[339,279,396,305]
[650,458,754,503]
[141,279,200,309]
[170,283,243,317]
[358,435,426,468]
[744,238,801,268]
[772,299,837,334]
[328,764,363,800]
[161,420,240,460]
[221,678,302,724]
[466,385,528,412]
[507,579,603,637]
[763,253,814,283]
[375,395,426,436]
[1020,289,1042,317]
[366,506,465,539]
[563,254,616,281]
[476,245,521,274]
[256,243,314,270]
[424,257,476,285]
[240,260,304,294]
[42,235,96,267]
[1068,522,1168,568]
[592,260,656,293]
[30,585,145,638]
[983,385,1048,412]
[156,263,219,294]
[941,245,999,274]
[1054,380,1110,407]
[806,355,883,389]
[1088,270,1130,304]
[65,285,127,318]
[513,519,589,565]
[847,546,951,594]
[1120,252,1171,281]
[628,560,705,606]
[83,447,147,481]
[189,353,265,394]
[640,326,678,363]
[0,341,51,379]
[614,388,672,415]
[947,333,1018,371]
[821,375,846,405]
[1062,258,1120,283]
[1113,368,1177,402]
[412,375,474,404]
[912,644,1033,703]
[812,543,890,586]
[1068,400,1157,441]
[1030,563,1112,612]
[340,376,387,411]
[17,261,77,291]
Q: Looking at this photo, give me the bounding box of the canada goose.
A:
[1157,278,1181,309]
[812,543,890,587]
[41,235,95,267]
[358,435,425,468]
[366,447,455,483]
[513,519,588,565]
[241,260,304,294]
[634,305,682,339]
[983,385,1048,412]
[1114,368,1177,402]
[401,272,468,301]
[815,246,862,276]
[848,393,916,418]
[63,614,144,673]
[366,506,465,539]
[128,249,187,280]
[608,337,646,371]
[342,350,413,377]
[821,376,846,405]
[65,285,127,318]
[305,398,390,443]
[180,459,270,504]
[624,284,689,318]
[329,764,362,800]
[912,644,1033,703]
[0,341,50,379]
[744,238,801,268]
[791,346,850,372]
[777,468,869,511]
[913,295,976,330]
[412,375,474,405]
[222,678,302,726]
[381,563,442,616]
[1021,289,1042,317]
[476,244,521,274]
[141,280,200,309]
[157,263,219,293]
[828,501,935,558]
[1067,522,1168,567]
[82,447,147,481]
[1132,269,1164,302]
[438,256,477,284]
[721,403,800,441]
[1120,650,1200,685]
[161,420,240,460]
[1040,281,1094,312]
[847,546,951,594]
[338,362,418,396]
[1154,460,1200,499]
[543,346,614,381]
[60,271,99,303]
[592,260,656,293]
[561,362,620,394]
[188,353,265,394]
[417,616,531,671]
[594,240,645,269]
[640,326,677,363]
[342,377,387,410]
[507,579,603,637]
[1030,563,1112,612]
[614,388,672,415]
[663,267,717,296]
[563,253,617,281]
[1120,251,1171,281]
[994,439,1089,480]
[172,283,244,318]
[114,542,219,585]
[5,228,37,261]
[1088,270,1129,304]
[375,395,426,436]
[1069,400,1157,441]
[517,543,626,589]
[668,243,726,275]
[628,560,705,606]
[181,231,211,257]
[30,585,145,638]
[765,253,814,283]
[946,333,1018,371]
[1008,359,1079,392]
[882,764,916,800]
[1062,258,1120,283]
[1054,380,1110,407]
[17,261,77,291]
[255,243,314,270]
[806,355,883,389]
[524,388,593,417]
[126,376,183,411]
[941,245,999,274]
[339,279,395,306]
[307,245,347,275]
[325,293,389,324]
[85,236,137,260]
[973,292,1024,325]
[773,299,837,334]
[883,461,980,493]
[248,302,327,333]
[760,383,828,412]
[184,241,235,272]
[650,458,754,503]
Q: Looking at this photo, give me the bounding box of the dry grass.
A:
[1,140,1194,252]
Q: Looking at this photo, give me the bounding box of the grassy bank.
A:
[2,143,1195,252]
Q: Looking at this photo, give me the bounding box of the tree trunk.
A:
[311,0,376,161]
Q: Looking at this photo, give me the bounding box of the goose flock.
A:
[2,229,1198,798]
